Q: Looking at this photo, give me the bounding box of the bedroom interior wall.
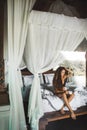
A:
[0,0,5,90]
[0,0,4,60]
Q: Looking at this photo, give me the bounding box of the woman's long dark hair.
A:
[53,67,66,90]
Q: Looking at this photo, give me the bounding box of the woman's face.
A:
[61,69,65,77]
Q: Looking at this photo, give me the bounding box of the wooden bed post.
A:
[39,118,48,130]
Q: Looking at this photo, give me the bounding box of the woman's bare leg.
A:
[60,92,74,114]
[68,93,74,102]
[61,93,76,119]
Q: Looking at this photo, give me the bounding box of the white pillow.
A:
[44,73,54,86]
[23,74,44,87]
[23,75,34,87]
[41,89,53,96]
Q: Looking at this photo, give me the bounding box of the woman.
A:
[53,66,76,120]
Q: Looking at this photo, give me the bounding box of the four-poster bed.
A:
[6,0,87,129]
[22,10,87,130]
[21,67,87,130]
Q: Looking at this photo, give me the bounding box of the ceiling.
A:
[33,0,87,18]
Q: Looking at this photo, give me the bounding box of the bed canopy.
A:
[24,10,87,130]
[7,0,87,130]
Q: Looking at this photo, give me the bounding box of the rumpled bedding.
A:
[41,87,87,113]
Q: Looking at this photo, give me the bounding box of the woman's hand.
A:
[63,87,67,91]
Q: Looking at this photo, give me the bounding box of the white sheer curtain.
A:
[24,10,87,130]
[7,1,36,130]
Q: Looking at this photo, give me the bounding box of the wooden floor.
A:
[39,105,87,130]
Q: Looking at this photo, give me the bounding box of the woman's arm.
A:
[66,68,74,76]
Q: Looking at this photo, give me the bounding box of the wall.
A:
[0,0,4,59]
[0,0,5,89]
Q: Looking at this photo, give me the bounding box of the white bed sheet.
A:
[42,87,87,113]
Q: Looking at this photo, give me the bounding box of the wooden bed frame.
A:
[39,106,87,130]
[21,68,87,130]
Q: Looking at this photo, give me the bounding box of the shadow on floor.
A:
[46,114,87,130]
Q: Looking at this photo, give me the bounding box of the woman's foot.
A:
[71,112,76,120]
[60,109,65,114]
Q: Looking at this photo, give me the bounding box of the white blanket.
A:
[42,88,87,113]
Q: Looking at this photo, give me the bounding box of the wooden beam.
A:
[39,106,87,130]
